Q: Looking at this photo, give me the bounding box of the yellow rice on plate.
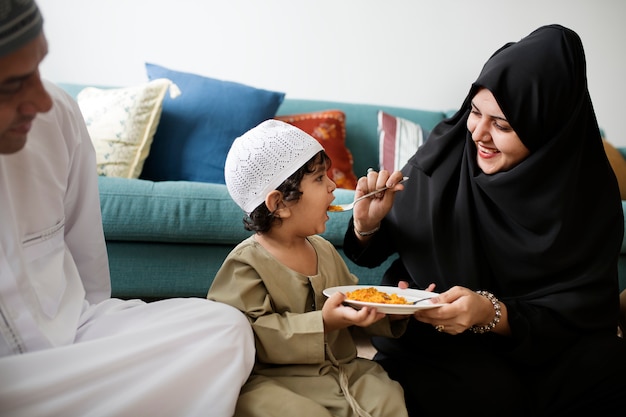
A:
[345,287,410,305]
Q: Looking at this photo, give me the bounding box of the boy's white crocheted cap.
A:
[225,119,323,214]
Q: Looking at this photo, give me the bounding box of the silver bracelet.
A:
[469,290,501,334]
[355,224,380,236]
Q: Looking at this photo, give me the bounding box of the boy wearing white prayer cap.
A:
[209,119,409,417]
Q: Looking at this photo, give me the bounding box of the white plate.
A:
[323,285,443,314]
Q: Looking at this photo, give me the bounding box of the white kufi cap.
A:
[225,119,324,214]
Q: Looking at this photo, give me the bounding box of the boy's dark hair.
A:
[243,150,331,233]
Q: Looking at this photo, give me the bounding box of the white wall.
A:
[38,0,626,145]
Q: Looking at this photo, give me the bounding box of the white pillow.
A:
[378,110,424,172]
[77,78,177,178]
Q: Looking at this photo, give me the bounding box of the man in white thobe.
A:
[0,2,254,416]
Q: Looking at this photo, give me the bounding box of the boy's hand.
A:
[322,292,385,333]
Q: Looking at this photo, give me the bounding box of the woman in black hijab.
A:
[343,24,626,416]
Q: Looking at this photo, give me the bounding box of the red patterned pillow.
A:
[378,110,424,172]
[276,110,357,189]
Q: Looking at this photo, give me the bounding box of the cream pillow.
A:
[77,78,178,178]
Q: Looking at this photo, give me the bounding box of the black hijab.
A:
[387,24,623,331]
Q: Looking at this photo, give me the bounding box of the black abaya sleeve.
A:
[343,217,396,269]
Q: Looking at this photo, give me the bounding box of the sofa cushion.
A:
[98,176,355,246]
[276,110,358,189]
[378,110,425,172]
[140,63,285,184]
[77,79,175,178]
[99,176,251,244]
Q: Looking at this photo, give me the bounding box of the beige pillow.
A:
[78,79,177,178]
[602,139,626,200]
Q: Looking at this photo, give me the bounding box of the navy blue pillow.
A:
[141,63,285,184]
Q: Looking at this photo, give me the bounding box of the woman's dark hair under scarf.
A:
[387,24,623,334]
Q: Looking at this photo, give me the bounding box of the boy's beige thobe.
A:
[209,235,409,417]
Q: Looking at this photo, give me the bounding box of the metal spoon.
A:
[411,296,437,305]
[328,177,409,212]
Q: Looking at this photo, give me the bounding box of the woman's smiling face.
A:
[467,88,530,174]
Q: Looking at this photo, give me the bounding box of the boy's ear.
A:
[265,190,290,218]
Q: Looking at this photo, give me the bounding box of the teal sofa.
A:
[59,83,626,301]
